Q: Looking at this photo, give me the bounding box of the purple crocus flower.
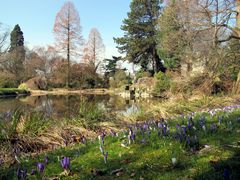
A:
[181,125,187,135]
[187,120,193,129]
[37,163,45,173]
[180,133,184,143]
[31,169,37,175]
[223,168,230,180]
[218,116,223,125]
[188,116,194,127]
[147,130,151,138]
[16,168,28,180]
[110,130,116,136]
[141,138,146,144]
[158,122,163,129]
[22,169,27,179]
[131,133,136,141]
[210,123,217,133]
[17,168,22,180]
[186,137,191,146]
[63,139,68,146]
[173,133,179,140]
[60,157,70,170]
[81,136,87,144]
[98,132,106,145]
[129,127,133,135]
[104,152,108,164]
[127,134,131,144]
[163,126,167,136]
[176,124,181,131]
[100,145,104,155]
[143,123,148,131]
[199,117,206,128]
[45,156,49,164]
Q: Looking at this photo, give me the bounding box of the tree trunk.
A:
[153,48,165,73]
[67,12,70,88]
[67,43,70,88]
[232,71,240,94]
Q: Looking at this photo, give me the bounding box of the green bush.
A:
[109,70,129,88]
[135,70,152,81]
[0,72,17,88]
[18,83,30,90]
[154,72,171,94]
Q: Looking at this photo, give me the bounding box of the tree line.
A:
[0,1,118,89]
[0,0,239,93]
[114,0,240,94]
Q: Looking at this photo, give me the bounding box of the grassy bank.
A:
[1,106,240,179]
[30,88,112,96]
[0,88,30,97]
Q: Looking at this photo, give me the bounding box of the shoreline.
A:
[30,88,114,96]
[0,88,30,98]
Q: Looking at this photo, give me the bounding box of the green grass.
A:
[1,108,240,179]
[0,88,30,96]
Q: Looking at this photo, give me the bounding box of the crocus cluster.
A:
[35,155,49,174]
[15,105,240,178]
[117,107,240,152]
[60,157,70,170]
[17,168,27,180]
[37,163,45,173]
[17,156,48,179]
[98,132,108,164]
[98,132,106,145]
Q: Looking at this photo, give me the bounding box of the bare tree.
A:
[0,23,9,62]
[82,46,91,64]
[53,1,83,87]
[236,0,240,36]
[172,0,239,70]
[82,28,105,72]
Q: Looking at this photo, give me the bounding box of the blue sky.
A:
[0,0,131,58]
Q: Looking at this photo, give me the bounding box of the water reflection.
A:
[0,94,157,120]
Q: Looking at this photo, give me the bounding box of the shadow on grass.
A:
[194,146,240,180]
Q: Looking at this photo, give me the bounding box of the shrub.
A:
[154,72,171,94]
[18,83,30,90]
[109,70,130,88]
[0,72,17,88]
[135,70,152,81]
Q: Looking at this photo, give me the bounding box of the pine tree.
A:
[114,0,165,73]
[7,24,25,84]
[9,24,24,52]
[104,56,121,78]
[157,1,183,71]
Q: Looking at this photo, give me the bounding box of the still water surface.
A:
[0,94,159,119]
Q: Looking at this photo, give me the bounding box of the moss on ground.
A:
[0,88,30,97]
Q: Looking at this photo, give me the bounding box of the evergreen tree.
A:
[104,56,121,78]
[7,24,25,84]
[157,1,183,71]
[114,0,165,73]
[9,24,24,52]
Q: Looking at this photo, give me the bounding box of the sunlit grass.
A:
[1,108,239,179]
[0,88,30,96]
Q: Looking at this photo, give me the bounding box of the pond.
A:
[0,94,159,120]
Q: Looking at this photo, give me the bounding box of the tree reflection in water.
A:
[0,94,158,120]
